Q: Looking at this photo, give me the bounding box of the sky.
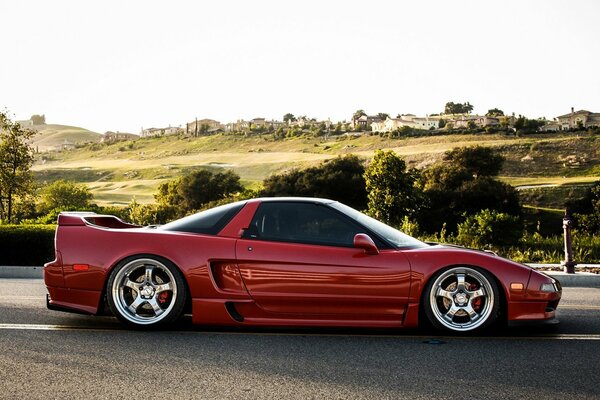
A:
[1,0,599,134]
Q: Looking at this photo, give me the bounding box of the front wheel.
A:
[424,266,500,333]
[107,256,186,328]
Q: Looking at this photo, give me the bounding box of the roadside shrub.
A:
[0,225,55,265]
[456,209,523,249]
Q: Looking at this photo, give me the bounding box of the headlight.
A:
[540,281,559,292]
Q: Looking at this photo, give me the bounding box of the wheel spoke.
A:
[124,279,138,291]
[444,305,459,322]
[456,273,467,291]
[148,298,164,316]
[144,266,154,285]
[463,304,478,320]
[468,288,485,300]
[436,287,454,301]
[128,295,144,314]
[155,282,173,293]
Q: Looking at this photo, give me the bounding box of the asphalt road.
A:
[1,280,599,400]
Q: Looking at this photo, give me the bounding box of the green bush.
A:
[456,209,523,249]
[0,225,56,266]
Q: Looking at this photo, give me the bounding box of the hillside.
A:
[29,124,102,152]
[32,131,600,207]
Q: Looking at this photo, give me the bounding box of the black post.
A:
[561,209,576,274]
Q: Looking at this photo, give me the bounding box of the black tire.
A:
[423,266,500,333]
[106,255,186,328]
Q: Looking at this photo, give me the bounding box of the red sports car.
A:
[44,197,561,332]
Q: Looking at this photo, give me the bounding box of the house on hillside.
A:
[371,115,440,133]
[556,108,600,129]
[140,126,183,137]
[539,122,561,132]
[352,115,384,130]
[288,117,330,129]
[250,118,287,129]
[225,118,286,132]
[186,119,223,136]
[448,115,499,129]
[102,131,138,143]
[59,139,76,151]
[225,120,250,132]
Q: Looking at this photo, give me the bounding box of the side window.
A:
[245,202,363,247]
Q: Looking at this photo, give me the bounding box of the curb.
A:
[543,271,600,288]
[1,265,599,287]
[0,266,44,279]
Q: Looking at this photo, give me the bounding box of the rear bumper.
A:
[46,293,94,315]
[46,286,102,315]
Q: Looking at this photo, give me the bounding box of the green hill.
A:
[30,124,102,152]
[32,131,600,207]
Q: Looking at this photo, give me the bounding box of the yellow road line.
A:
[0,296,45,301]
[1,323,600,340]
[558,305,600,310]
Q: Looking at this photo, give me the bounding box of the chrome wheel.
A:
[425,267,499,332]
[108,257,185,327]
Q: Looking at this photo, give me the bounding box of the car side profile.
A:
[44,197,561,333]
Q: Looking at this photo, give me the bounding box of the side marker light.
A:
[73,264,89,271]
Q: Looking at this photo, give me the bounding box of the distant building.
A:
[447,115,499,129]
[59,139,76,151]
[539,122,561,132]
[288,117,331,129]
[102,131,138,143]
[556,108,600,129]
[140,126,183,137]
[225,118,285,132]
[371,115,440,133]
[186,119,223,135]
[225,120,251,132]
[352,115,384,130]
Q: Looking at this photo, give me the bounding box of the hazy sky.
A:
[1,0,599,133]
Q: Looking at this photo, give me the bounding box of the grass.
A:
[32,131,600,207]
[30,124,103,152]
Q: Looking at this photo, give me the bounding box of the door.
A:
[235,201,411,319]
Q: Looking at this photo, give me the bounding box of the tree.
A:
[30,114,46,125]
[261,155,367,210]
[0,111,36,223]
[513,117,544,133]
[38,180,93,213]
[419,146,520,233]
[443,146,504,178]
[364,150,422,226]
[283,113,296,123]
[377,113,390,120]
[352,109,367,121]
[444,102,474,115]
[155,170,243,215]
[568,181,600,234]
[486,108,504,117]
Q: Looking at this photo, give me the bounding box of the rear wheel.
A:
[107,256,186,328]
[424,266,500,333]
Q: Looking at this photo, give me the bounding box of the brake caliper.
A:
[468,283,482,311]
[158,291,170,305]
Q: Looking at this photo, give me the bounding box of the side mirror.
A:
[353,233,379,255]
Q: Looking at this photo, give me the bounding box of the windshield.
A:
[330,202,427,249]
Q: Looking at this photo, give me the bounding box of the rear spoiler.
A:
[57,212,142,229]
